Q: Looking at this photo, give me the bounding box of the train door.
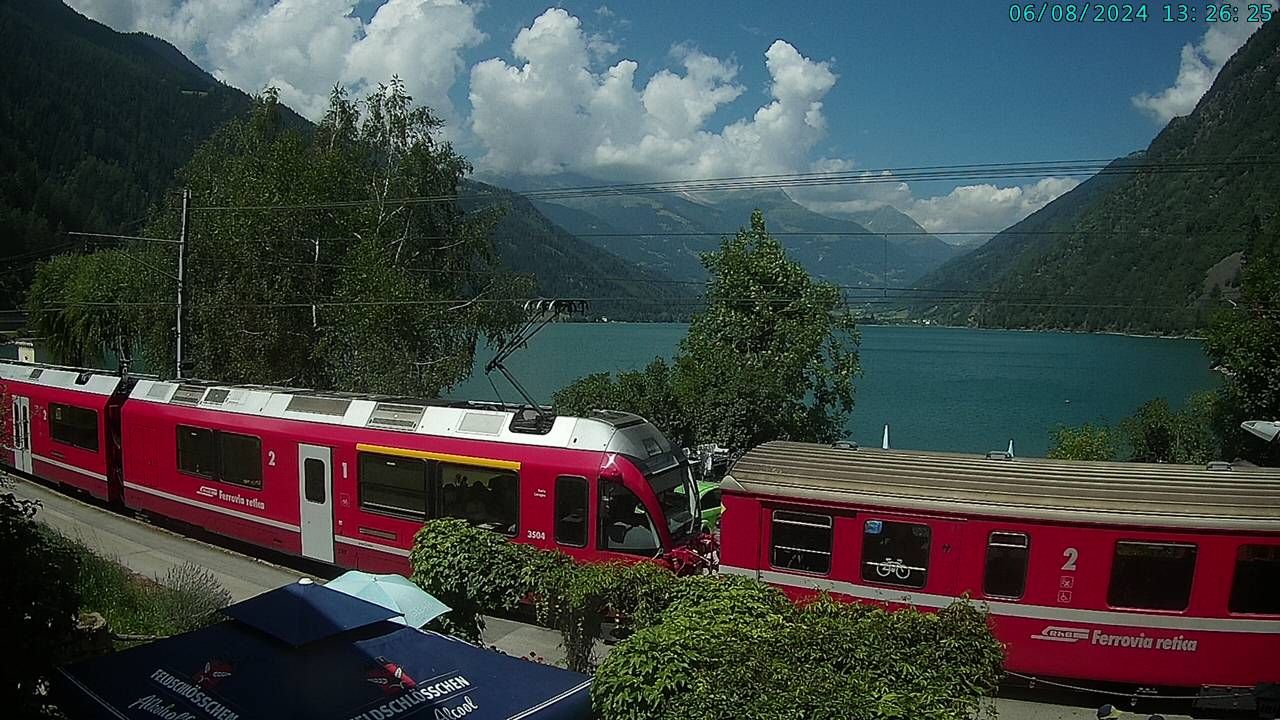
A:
[11,395,32,474]
[298,444,334,563]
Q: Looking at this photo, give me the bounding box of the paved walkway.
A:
[6,474,1196,720]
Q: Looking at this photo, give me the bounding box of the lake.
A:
[3,325,1219,457]
[453,324,1220,457]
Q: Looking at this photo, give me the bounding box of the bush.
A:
[593,594,1003,720]
[409,520,1005,718]
[410,519,572,643]
[0,488,81,716]
[69,546,231,637]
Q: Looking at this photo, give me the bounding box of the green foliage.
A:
[29,81,525,395]
[592,594,1003,720]
[1120,394,1219,465]
[552,359,693,446]
[0,0,306,312]
[409,520,1004,717]
[916,17,1280,333]
[555,210,861,449]
[68,546,230,637]
[0,487,81,716]
[1205,218,1280,465]
[409,519,571,643]
[1047,423,1117,461]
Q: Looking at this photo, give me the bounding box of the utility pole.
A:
[176,189,191,379]
[312,238,320,329]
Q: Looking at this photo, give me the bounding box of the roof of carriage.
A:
[0,360,671,457]
[725,440,1280,532]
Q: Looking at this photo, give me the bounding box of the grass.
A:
[49,529,231,637]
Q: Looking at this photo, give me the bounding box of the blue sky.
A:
[69,0,1261,232]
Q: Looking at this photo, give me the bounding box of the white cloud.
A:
[468,8,834,179]
[64,0,486,123]
[903,177,1081,236]
[1132,21,1258,123]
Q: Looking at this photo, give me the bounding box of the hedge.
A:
[409,520,1005,719]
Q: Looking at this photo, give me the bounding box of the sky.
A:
[65,0,1263,236]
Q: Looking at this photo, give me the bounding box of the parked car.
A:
[697,481,723,532]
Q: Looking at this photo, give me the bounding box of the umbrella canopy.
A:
[326,572,450,628]
[55,581,591,720]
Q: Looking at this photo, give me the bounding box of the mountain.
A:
[496,173,961,288]
[458,181,688,321]
[914,18,1280,332]
[824,204,961,270]
[0,1,678,322]
[0,0,304,312]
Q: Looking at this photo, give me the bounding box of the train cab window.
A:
[861,520,931,589]
[599,482,659,555]
[176,426,216,478]
[1229,544,1280,615]
[49,403,99,452]
[1108,542,1197,611]
[216,431,262,489]
[358,452,429,520]
[555,476,588,547]
[436,462,518,537]
[983,532,1030,599]
[769,511,832,575]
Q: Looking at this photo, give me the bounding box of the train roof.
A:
[0,360,121,396]
[0,359,677,457]
[725,440,1280,532]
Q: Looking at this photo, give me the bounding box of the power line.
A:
[189,156,1280,212]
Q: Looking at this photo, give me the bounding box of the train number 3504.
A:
[526,530,547,541]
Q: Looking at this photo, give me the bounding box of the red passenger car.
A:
[718,441,1280,700]
[1,362,127,502]
[0,360,706,576]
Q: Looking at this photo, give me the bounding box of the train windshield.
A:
[646,463,699,544]
[605,419,699,545]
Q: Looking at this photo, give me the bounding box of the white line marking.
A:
[721,565,1280,635]
[123,481,300,533]
[32,453,108,482]
[334,534,411,557]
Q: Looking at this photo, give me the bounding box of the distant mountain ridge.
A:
[1,0,678,321]
[914,18,1280,332]
[491,172,963,288]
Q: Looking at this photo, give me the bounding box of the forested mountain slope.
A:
[914,18,1280,332]
[1,0,677,322]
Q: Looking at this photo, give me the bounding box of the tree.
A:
[554,210,860,450]
[1118,394,1219,465]
[27,81,524,396]
[552,359,693,446]
[0,486,81,716]
[676,211,860,448]
[1205,216,1280,464]
[1047,423,1116,461]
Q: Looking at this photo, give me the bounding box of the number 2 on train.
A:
[1061,547,1078,571]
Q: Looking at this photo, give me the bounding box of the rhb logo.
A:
[196,486,218,498]
[1031,625,1090,643]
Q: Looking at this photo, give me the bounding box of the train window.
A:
[983,532,1030,599]
[861,520,931,589]
[358,452,429,520]
[1229,545,1280,615]
[49,403,99,452]
[216,431,262,489]
[770,511,833,575]
[436,462,519,537]
[1108,542,1197,611]
[599,482,659,555]
[303,458,326,504]
[176,425,215,478]
[555,476,588,547]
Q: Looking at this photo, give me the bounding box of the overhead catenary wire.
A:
[186,155,1280,212]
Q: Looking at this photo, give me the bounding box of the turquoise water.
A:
[4,325,1218,457]
[453,324,1220,457]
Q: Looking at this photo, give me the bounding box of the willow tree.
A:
[28,80,524,396]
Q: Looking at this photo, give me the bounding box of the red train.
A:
[719,441,1280,706]
[5,358,1279,706]
[0,360,707,575]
